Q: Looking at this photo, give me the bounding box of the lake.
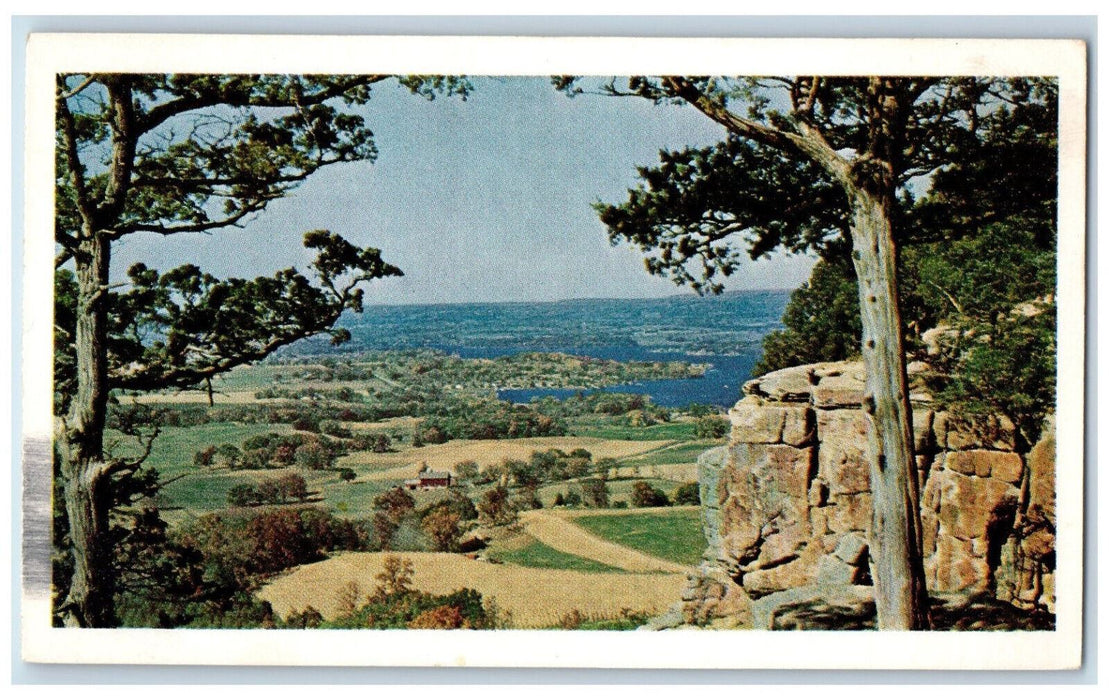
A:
[283,289,790,408]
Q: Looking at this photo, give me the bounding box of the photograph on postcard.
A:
[21,35,1086,668]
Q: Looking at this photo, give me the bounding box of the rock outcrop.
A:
[687,360,1055,629]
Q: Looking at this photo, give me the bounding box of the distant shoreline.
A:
[356,287,795,311]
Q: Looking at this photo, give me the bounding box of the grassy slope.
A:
[572,510,707,567]
[491,538,622,573]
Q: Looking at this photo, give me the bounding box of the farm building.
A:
[404,464,453,490]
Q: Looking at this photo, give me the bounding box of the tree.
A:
[630,481,670,508]
[374,555,415,599]
[694,415,730,439]
[53,73,468,627]
[421,506,463,552]
[559,76,1055,628]
[580,478,610,509]
[672,482,702,506]
[476,485,517,526]
[755,257,862,374]
[372,487,416,551]
[226,483,262,508]
[453,460,480,483]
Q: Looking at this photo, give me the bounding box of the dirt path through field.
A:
[519,510,690,574]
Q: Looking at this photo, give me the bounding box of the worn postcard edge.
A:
[19,33,1088,669]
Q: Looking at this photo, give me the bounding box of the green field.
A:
[491,539,622,573]
[565,416,702,441]
[617,440,722,468]
[108,422,296,475]
[573,510,707,567]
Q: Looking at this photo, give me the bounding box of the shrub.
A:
[421,506,463,552]
[178,508,369,591]
[453,460,480,482]
[226,483,261,507]
[275,473,309,503]
[594,457,619,480]
[338,468,356,483]
[511,487,542,512]
[672,482,701,506]
[419,489,478,522]
[630,481,671,508]
[320,420,353,439]
[694,416,730,439]
[292,415,321,432]
[194,445,217,467]
[477,485,517,526]
[407,604,466,629]
[580,478,610,508]
[294,441,332,469]
[372,488,416,550]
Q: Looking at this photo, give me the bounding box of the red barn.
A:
[404,465,453,490]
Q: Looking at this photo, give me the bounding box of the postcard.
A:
[20,33,1086,669]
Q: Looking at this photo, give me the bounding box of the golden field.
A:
[258,551,687,628]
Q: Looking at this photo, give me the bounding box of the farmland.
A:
[112,349,725,628]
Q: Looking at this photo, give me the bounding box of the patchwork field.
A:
[572,509,707,567]
[258,551,687,628]
[342,436,675,476]
[519,509,690,573]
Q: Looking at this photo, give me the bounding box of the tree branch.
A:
[56,82,98,237]
[137,75,390,136]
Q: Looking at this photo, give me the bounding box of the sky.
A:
[109,77,817,306]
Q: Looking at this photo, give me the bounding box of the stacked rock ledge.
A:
[683,360,1055,630]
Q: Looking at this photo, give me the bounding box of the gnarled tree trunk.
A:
[57,231,117,627]
[847,186,931,630]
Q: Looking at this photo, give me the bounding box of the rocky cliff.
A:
[679,360,1055,630]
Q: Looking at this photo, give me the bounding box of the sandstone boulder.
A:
[743,365,814,402]
[729,398,814,446]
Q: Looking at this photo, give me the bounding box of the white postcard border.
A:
[21,33,1088,669]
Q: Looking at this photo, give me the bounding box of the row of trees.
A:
[226,474,309,507]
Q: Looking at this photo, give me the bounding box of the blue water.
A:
[282,290,790,408]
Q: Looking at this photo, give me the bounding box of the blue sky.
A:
[110,77,816,305]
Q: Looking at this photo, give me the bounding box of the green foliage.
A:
[112,506,366,628]
[672,482,701,506]
[630,481,671,508]
[555,608,652,630]
[328,587,500,630]
[371,487,416,550]
[53,73,466,626]
[580,478,610,508]
[693,415,730,439]
[594,133,849,293]
[755,257,862,374]
[226,473,309,507]
[421,505,464,552]
[453,460,480,482]
[477,485,517,526]
[418,488,478,522]
[178,508,368,593]
[911,221,1056,446]
[321,555,507,630]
